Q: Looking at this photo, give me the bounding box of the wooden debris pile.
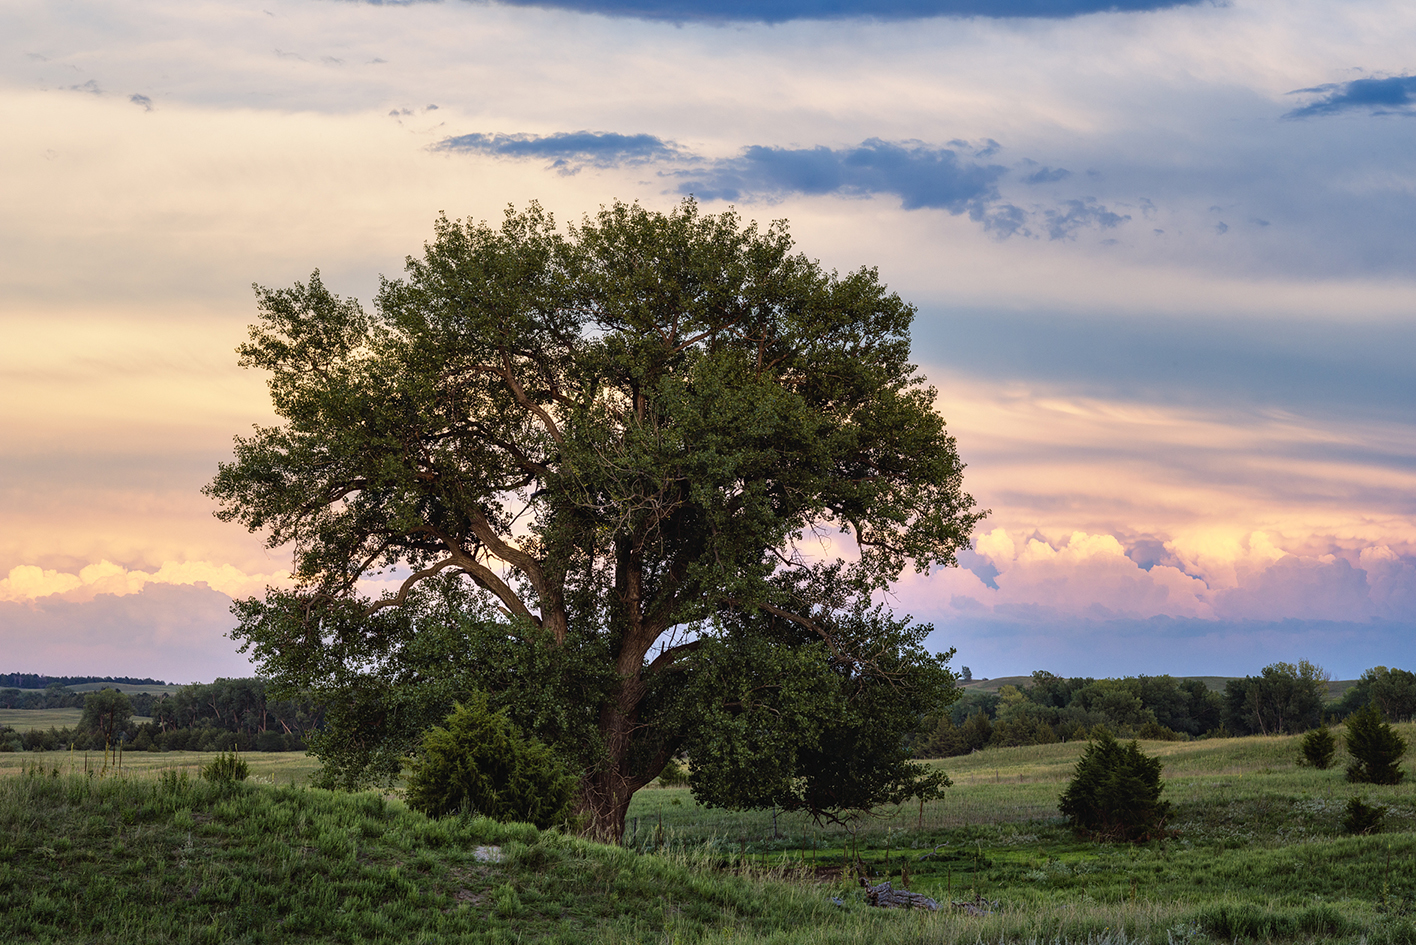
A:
[862,879,940,911]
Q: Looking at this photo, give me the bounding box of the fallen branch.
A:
[862,879,939,911]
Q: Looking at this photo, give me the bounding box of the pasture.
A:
[0,748,322,784]
[0,709,156,730]
[0,708,86,731]
[3,727,1416,942]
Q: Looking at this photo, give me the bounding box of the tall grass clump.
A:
[200,750,248,783]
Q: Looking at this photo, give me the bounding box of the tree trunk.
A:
[573,682,663,843]
[576,768,639,843]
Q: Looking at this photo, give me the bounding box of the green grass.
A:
[0,708,87,730]
[0,749,322,785]
[7,683,188,696]
[7,728,1416,942]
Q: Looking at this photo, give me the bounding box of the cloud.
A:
[909,527,1416,630]
[923,613,1416,681]
[905,528,1416,677]
[438,131,1129,238]
[1022,165,1071,184]
[1285,75,1416,119]
[452,0,1201,24]
[672,138,1006,216]
[129,93,153,111]
[0,584,255,682]
[1042,197,1130,240]
[434,130,681,171]
[0,560,289,604]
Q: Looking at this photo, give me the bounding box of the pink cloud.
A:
[0,583,255,682]
[0,559,288,604]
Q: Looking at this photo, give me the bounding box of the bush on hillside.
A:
[1343,795,1385,834]
[1300,727,1336,769]
[1345,704,1406,785]
[201,751,249,783]
[1059,730,1171,841]
[404,693,576,829]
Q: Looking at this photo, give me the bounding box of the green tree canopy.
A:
[1336,666,1416,723]
[1222,660,1329,736]
[207,199,980,839]
[81,689,133,749]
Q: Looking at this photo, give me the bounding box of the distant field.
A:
[8,682,186,696]
[0,709,157,730]
[0,708,85,730]
[0,749,321,785]
[625,722,1416,845]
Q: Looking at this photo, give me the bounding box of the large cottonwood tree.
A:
[208,199,981,839]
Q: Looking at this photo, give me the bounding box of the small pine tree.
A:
[1059,730,1171,841]
[1345,704,1407,785]
[958,709,994,752]
[1300,726,1337,769]
[1342,795,1385,834]
[404,693,576,829]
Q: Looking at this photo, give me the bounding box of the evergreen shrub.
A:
[1058,730,1171,841]
[1343,795,1385,834]
[404,693,576,829]
[1345,704,1407,785]
[1300,726,1337,769]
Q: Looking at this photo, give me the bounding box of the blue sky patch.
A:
[436,130,1133,239]
[670,138,1006,215]
[434,131,680,169]
[1285,75,1416,118]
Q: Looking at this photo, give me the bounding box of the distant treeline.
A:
[0,673,167,689]
[0,686,88,710]
[0,678,322,754]
[912,664,1416,757]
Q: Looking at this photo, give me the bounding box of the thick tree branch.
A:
[499,347,565,444]
[362,558,459,616]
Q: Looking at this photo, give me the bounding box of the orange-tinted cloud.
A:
[0,560,289,604]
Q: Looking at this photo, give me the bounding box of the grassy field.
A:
[0,708,86,730]
[0,709,156,730]
[0,749,322,784]
[5,729,1416,942]
[6,682,188,696]
[625,726,1416,844]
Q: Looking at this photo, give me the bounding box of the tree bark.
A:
[573,676,664,842]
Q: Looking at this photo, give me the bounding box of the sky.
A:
[2,0,1414,683]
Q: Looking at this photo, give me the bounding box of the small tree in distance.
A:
[1300,726,1337,770]
[1059,730,1171,842]
[81,689,132,752]
[1345,704,1407,785]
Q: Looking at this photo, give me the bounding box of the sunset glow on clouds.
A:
[0,561,287,605]
[3,0,1414,680]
